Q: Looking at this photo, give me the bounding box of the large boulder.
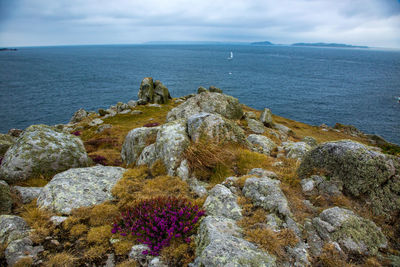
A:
[0,215,30,245]
[246,118,265,134]
[121,127,160,165]
[0,180,12,213]
[298,140,400,217]
[166,92,243,122]
[187,112,246,144]
[37,166,126,214]
[70,108,88,123]
[13,186,42,204]
[247,134,277,156]
[281,141,311,160]
[0,134,16,157]
[259,108,273,127]
[5,237,43,266]
[0,125,90,183]
[203,184,242,220]
[138,78,171,104]
[193,216,276,267]
[310,207,387,256]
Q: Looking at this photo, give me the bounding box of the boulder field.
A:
[0,78,399,266]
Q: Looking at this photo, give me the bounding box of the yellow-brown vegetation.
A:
[113,240,134,256]
[13,256,33,267]
[69,224,88,238]
[317,243,349,267]
[83,245,108,260]
[87,225,113,244]
[161,240,197,267]
[45,252,77,267]
[88,203,120,227]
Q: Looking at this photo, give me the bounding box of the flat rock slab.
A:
[37,166,126,214]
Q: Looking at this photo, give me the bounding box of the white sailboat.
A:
[228,51,233,60]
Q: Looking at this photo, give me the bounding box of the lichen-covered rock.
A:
[138,78,171,104]
[282,141,311,160]
[166,91,243,122]
[137,144,157,167]
[0,134,15,157]
[153,119,190,176]
[197,86,208,94]
[203,184,242,220]
[302,136,318,147]
[187,112,246,144]
[300,175,341,197]
[193,216,276,267]
[13,186,42,204]
[244,111,257,120]
[116,102,129,113]
[88,118,104,127]
[70,108,88,123]
[242,177,291,218]
[37,166,126,214]
[312,207,387,256]
[50,216,68,226]
[209,86,223,93]
[298,140,400,217]
[121,127,160,165]
[273,123,292,136]
[247,134,277,156]
[248,168,278,179]
[0,125,90,183]
[5,237,43,266]
[246,118,265,134]
[0,215,30,245]
[259,108,273,127]
[0,180,12,213]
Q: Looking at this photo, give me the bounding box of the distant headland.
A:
[291,42,368,48]
[0,48,18,51]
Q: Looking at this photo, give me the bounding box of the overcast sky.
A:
[0,0,399,48]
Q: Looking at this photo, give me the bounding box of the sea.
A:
[0,44,399,144]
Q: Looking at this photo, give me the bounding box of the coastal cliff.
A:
[0,78,399,266]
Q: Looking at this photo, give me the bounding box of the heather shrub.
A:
[89,154,107,165]
[71,131,81,136]
[112,196,205,256]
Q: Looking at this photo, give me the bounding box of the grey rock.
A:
[127,100,138,108]
[312,207,387,256]
[298,140,400,217]
[243,177,291,217]
[96,124,112,133]
[148,103,161,108]
[50,216,68,226]
[273,123,292,135]
[37,166,126,214]
[209,86,223,93]
[247,134,277,156]
[116,102,129,113]
[301,136,318,147]
[0,134,16,157]
[187,177,208,197]
[187,112,246,144]
[137,144,157,167]
[193,216,276,267]
[121,126,160,165]
[282,141,311,160]
[88,118,104,127]
[13,186,42,204]
[248,168,278,179]
[70,108,88,123]
[300,178,315,193]
[5,237,43,266]
[137,99,148,105]
[138,78,171,104]
[7,129,23,138]
[0,125,90,183]
[148,257,167,267]
[176,159,190,181]
[166,91,243,122]
[131,110,143,115]
[129,244,152,266]
[203,184,242,220]
[0,215,30,245]
[259,108,273,127]
[98,108,108,116]
[197,86,208,94]
[0,180,12,213]
[104,253,115,267]
[246,118,265,134]
[153,80,172,104]
[119,109,131,114]
[244,111,257,120]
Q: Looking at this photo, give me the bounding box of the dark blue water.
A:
[1,45,399,144]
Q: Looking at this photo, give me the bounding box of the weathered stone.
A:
[153,80,172,104]
[187,112,246,144]
[129,244,166,266]
[312,207,387,256]
[138,78,171,104]
[302,136,318,147]
[37,166,126,214]
[137,144,157,167]
[193,216,276,267]
[5,237,43,266]
[0,215,30,245]
[131,110,143,115]
[259,108,273,127]
[197,86,208,94]
[121,127,160,165]
[13,186,42,204]
[334,123,363,136]
[176,159,189,181]
[273,123,292,135]
[246,118,265,134]
[116,102,129,113]
[203,184,242,220]
[148,103,161,108]
[0,125,90,183]
[244,111,257,120]
[96,124,112,133]
[166,92,243,122]
[98,108,108,116]
[88,118,104,127]
[282,141,311,160]
[248,168,278,179]
[50,216,68,226]
[128,100,138,109]
[7,129,23,138]
[70,108,88,123]
[298,140,400,217]
[247,134,277,156]
[0,134,15,157]
[187,177,208,198]
[209,86,223,93]
[0,180,12,213]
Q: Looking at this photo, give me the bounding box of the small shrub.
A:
[161,239,196,267]
[112,196,205,256]
[89,154,107,165]
[69,224,88,237]
[71,131,81,136]
[113,240,135,256]
[87,225,112,244]
[84,245,107,260]
[143,122,160,127]
[45,252,77,267]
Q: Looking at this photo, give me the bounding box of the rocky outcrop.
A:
[0,125,90,183]
[298,140,400,217]
[70,108,88,123]
[138,78,171,104]
[307,207,387,257]
[193,216,276,267]
[187,112,246,144]
[208,86,223,93]
[121,127,160,165]
[5,237,43,266]
[281,141,311,160]
[203,184,242,220]
[13,186,42,204]
[37,166,126,214]
[259,108,273,127]
[0,134,15,157]
[246,118,265,134]
[166,92,243,122]
[247,134,277,156]
[0,180,12,213]
[300,175,341,198]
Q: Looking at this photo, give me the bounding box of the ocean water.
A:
[0,44,399,144]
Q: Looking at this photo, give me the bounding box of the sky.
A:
[0,0,399,48]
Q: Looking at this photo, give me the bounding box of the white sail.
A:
[228,51,233,59]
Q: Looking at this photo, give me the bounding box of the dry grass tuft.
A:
[13,257,33,267]
[236,149,273,175]
[83,245,108,260]
[20,200,54,243]
[113,240,135,256]
[317,243,349,267]
[116,260,138,267]
[88,203,120,227]
[45,252,77,267]
[69,224,88,237]
[150,160,167,177]
[161,240,196,267]
[86,225,113,244]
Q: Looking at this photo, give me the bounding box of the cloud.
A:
[0,0,399,48]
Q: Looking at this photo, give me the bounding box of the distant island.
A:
[0,48,18,51]
[251,41,275,46]
[291,43,368,49]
